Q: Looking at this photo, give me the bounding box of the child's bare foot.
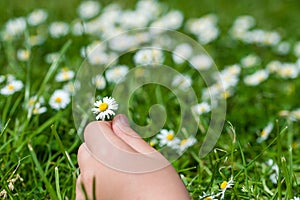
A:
[76,114,191,200]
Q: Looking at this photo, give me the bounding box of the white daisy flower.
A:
[5,17,27,37]
[276,63,299,79]
[92,75,106,90]
[0,75,6,83]
[49,89,70,110]
[156,129,180,149]
[0,79,23,96]
[292,197,300,200]
[134,49,164,66]
[149,138,158,147]
[240,54,261,68]
[27,9,48,26]
[27,95,47,115]
[45,52,60,64]
[48,21,69,38]
[172,43,193,64]
[190,54,213,70]
[28,35,46,46]
[0,189,7,199]
[266,159,279,184]
[171,74,192,90]
[266,60,281,73]
[275,41,290,55]
[257,122,274,143]
[91,96,118,121]
[192,102,211,115]
[290,109,300,121]
[109,34,138,52]
[32,102,47,115]
[105,65,129,84]
[77,1,101,20]
[244,69,269,86]
[177,137,197,154]
[294,41,300,57]
[219,177,234,200]
[55,68,75,82]
[63,81,80,96]
[120,10,149,29]
[17,49,30,61]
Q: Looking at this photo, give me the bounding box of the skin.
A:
[76,114,191,200]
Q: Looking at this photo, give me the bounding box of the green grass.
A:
[1,0,300,199]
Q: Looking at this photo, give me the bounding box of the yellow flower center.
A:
[166,133,174,141]
[223,91,230,99]
[63,73,70,80]
[180,139,188,146]
[220,181,228,190]
[33,108,39,114]
[149,141,155,147]
[23,51,30,59]
[204,197,212,200]
[55,97,62,103]
[99,102,108,112]
[261,130,266,137]
[28,99,36,106]
[8,84,14,91]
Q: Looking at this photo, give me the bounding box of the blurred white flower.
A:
[134,49,164,66]
[192,102,211,115]
[91,96,118,121]
[157,129,180,149]
[172,43,193,64]
[55,68,75,82]
[63,81,80,96]
[190,54,213,70]
[27,9,48,26]
[277,63,299,79]
[71,20,87,35]
[266,60,281,73]
[120,10,149,29]
[232,15,256,31]
[28,35,46,46]
[290,109,300,121]
[151,10,184,30]
[0,75,5,83]
[266,159,279,184]
[109,34,138,52]
[293,41,300,57]
[77,1,101,19]
[49,22,69,38]
[85,44,109,65]
[49,89,70,110]
[27,95,47,115]
[186,14,219,44]
[17,49,30,61]
[105,65,129,84]
[244,69,269,86]
[92,75,106,90]
[5,17,27,37]
[171,74,192,90]
[257,122,273,143]
[240,54,261,68]
[136,0,161,20]
[275,41,290,55]
[45,52,60,64]
[32,103,47,115]
[0,79,23,96]
[177,137,197,154]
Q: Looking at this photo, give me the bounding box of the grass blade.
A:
[28,143,58,200]
[55,166,63,200]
